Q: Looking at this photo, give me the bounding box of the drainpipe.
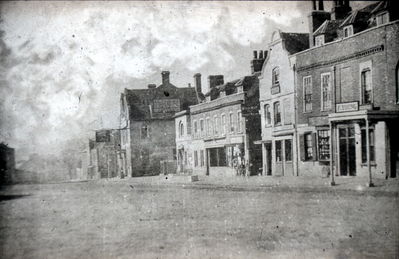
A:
[293,63,299,176]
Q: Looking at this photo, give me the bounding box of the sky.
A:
[0,1,375,162]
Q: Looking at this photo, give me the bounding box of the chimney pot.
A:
[312,0,317,10]
[259,50,263,59]
[253,50,258,59]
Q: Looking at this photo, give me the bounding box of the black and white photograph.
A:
[0,1,398,258]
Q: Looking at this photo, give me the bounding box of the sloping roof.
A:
[203,75,258,99]
[280,32,309,55]
[314,20,342,36]
[340,2,381,28]
[124,82,200,121]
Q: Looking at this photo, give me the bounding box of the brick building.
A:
[293,0,399,181]
[120,71,200,177]
[258,30,309,176]
[87,129,122,179]
[175,53,265,177]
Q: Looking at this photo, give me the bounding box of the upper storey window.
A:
[271,67,280,94]
[315,35,325,47]
[179,121,184,137]
[361,69,372,104]
[272,67,280,86]
[321,73,332,111]
[343,25,353,38]
[376,12,389,26]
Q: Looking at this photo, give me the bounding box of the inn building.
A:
[120,71,200,177]
[258,30,309,176]
[293,0,399,180]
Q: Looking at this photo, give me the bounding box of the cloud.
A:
[0,1,306,160]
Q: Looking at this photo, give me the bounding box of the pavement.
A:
[98,174,399,195]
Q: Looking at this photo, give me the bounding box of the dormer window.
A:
[376,12,389,26]
[343,25,353,38]
[315,35,325,47]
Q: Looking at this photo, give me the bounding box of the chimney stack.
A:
[208,75,224,90]
[318,0,324,11]
[161,71,170,85]
[147,84,156,89]
[308,0,330,47]
[331,0,351,20]
[251,49,267,74]
[194,73,202,94]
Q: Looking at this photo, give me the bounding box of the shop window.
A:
[194,151,198,167]
[274,102,281,125]
[318,130,330,161]
[200,150,204,167]
[264,104,271,126]
[303,76,312,112]
[343,25,353,38]
[361,128,375,163]
[361,69,372,104]
[209,147,227,167]
[141,125,150,139]
[376,12,389,26]
[285,139,292,162]
[305,133,314,160]
[321,73,332,111]
[275,140,282,162]
[315,35,325,46]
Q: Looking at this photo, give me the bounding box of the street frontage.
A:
[1,176,398,259]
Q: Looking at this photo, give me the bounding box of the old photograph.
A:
[0,0,398,258]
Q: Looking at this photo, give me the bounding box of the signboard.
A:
[96,130,110,142]
[336,101,359,113]
[153,99,180,113]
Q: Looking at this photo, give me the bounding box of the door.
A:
[265,143,272,175]
[274,139,293,176]
[339,125,356,176]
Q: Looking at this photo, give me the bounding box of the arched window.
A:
[179,121,184,137]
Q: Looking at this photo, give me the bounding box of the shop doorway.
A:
[338,125,356,176]
[275,139,293,176]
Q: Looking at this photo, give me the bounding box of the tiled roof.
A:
[280,32,309,55]
[340,2,381,28]
[124,82,200,121]
[313,20,342,36]
[203,75,258,99]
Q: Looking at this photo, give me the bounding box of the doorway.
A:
[338,125,356,176]
[265,142,272,175]
[275,139,293,176]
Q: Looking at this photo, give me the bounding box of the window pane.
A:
[285,140,292,162]
[276,140,282,162]
[318,130,330,160]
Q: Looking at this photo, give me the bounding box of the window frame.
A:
[303,76,312,112]
[361,68,372,105]
[376,11,389,26]
[343,25,353,38]
[304,132,314,161]
[264,104,271,126]
[141,124,150,139]
[272,67,280,86]
[229,112,235,133]
[221,114,226,135]
[200,119,204,137]
[361,127,376,164]
[320,72,332,111]
[315,35,325,46]
[237,111,242,133]
[273,101,281,126]
[317,129,330,161]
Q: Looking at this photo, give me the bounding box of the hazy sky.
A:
[0,1,375,161]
